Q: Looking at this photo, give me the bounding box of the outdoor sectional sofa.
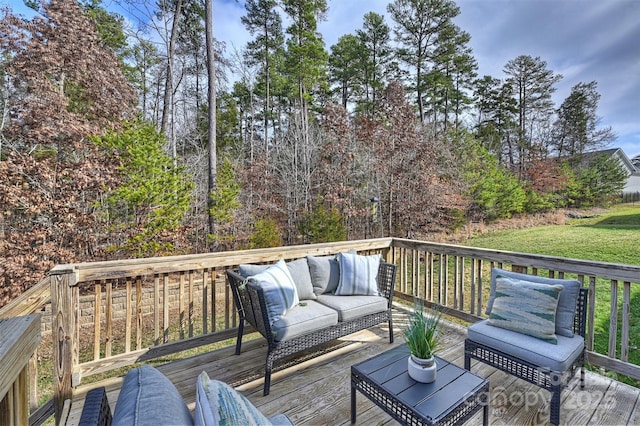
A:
[464,268,588,425]
[226,252,397,396]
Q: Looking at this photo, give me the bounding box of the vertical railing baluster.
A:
[470,258,476,315]
[202,269,209,334]
[125,278,132,353]
[460,257,465,312]
[411,249,422,297]
[453,256,459,310]
[211,268,216,332]
[93,282,102,361]
[163,274,169,343]
[154,275,160,345]
[587,276,596,351]
[621,281,630,362]
[476,259,483,314]
[188,270,195,337]
[179,271,185,340]
[105,280,112,357]
[136,277,143,350]
[608,279,618,359]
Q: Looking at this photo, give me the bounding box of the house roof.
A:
[570,148,639,175]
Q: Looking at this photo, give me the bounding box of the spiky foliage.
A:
[403,301,443,359]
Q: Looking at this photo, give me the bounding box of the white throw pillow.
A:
[248,259,299,326]
[334,252,381,296]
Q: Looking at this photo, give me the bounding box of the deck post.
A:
[50,267,79,425]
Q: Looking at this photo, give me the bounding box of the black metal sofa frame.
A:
[226,261,396,396]
[464,287,588,425]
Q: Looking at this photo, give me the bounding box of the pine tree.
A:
[356,12,393,117]
[328,34,364,108]
[553,81,615,156]
[503,55,562,176]
[387,0,460,122]
[242,0,285,149]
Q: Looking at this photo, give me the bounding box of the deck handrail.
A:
[0,315,41,426]
[0,237,638,424]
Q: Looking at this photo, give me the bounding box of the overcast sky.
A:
[3,0,639,158]
[212,0,640,159]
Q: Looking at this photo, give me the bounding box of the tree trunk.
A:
[161,0,182,162]
[205,0,217,249]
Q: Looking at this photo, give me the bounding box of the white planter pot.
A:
[408,355,437,383]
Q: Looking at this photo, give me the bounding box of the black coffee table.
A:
[351,345,489,426]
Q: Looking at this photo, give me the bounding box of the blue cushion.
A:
[194,371,272,426]
[468,319,584,372]
[307,255,340,295]
[285,257,316,300]
[248,259,299,326]
[486,268,581,337]
[488,277,563,343]
[112,365,192,426]
[334,252,381,296]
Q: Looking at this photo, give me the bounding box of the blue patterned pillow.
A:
[486,268,581,337]
[248,259,299,326]
[334,252,381,296]
[194,371,272,426]
[488,277,563,344]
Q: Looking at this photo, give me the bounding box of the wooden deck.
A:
[65,310,640,425]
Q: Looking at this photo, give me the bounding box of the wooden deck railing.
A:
[0,314,40,426]
[1,237,639,425]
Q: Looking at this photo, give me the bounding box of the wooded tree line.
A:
[0,0,625,305]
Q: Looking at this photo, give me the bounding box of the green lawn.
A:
[462,203,640,386]
[464,204,640,265]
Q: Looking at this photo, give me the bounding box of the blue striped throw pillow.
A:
[488,277,563,344]
[194,371,272,426]
[248,259,299,326]
[334,252,380,296]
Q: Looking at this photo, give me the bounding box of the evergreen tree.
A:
[129,39,162,120]
[462,138,527,221]
[242,0,285,148]
[553,81,616,156]
[282,0,329,115]
[282,0,328,212]
[209,155,241,249]
[473,75,518,163]
[503,55,562,175]
[328,34,364,108]
[566,154,627,207]
[94,121,194,257]
[387,0,460,122]
[356,12,393,116]
[423,23,476,135]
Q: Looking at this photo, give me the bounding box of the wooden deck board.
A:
[65,311,639,425]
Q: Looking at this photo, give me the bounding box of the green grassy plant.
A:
[403,301,443,359]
